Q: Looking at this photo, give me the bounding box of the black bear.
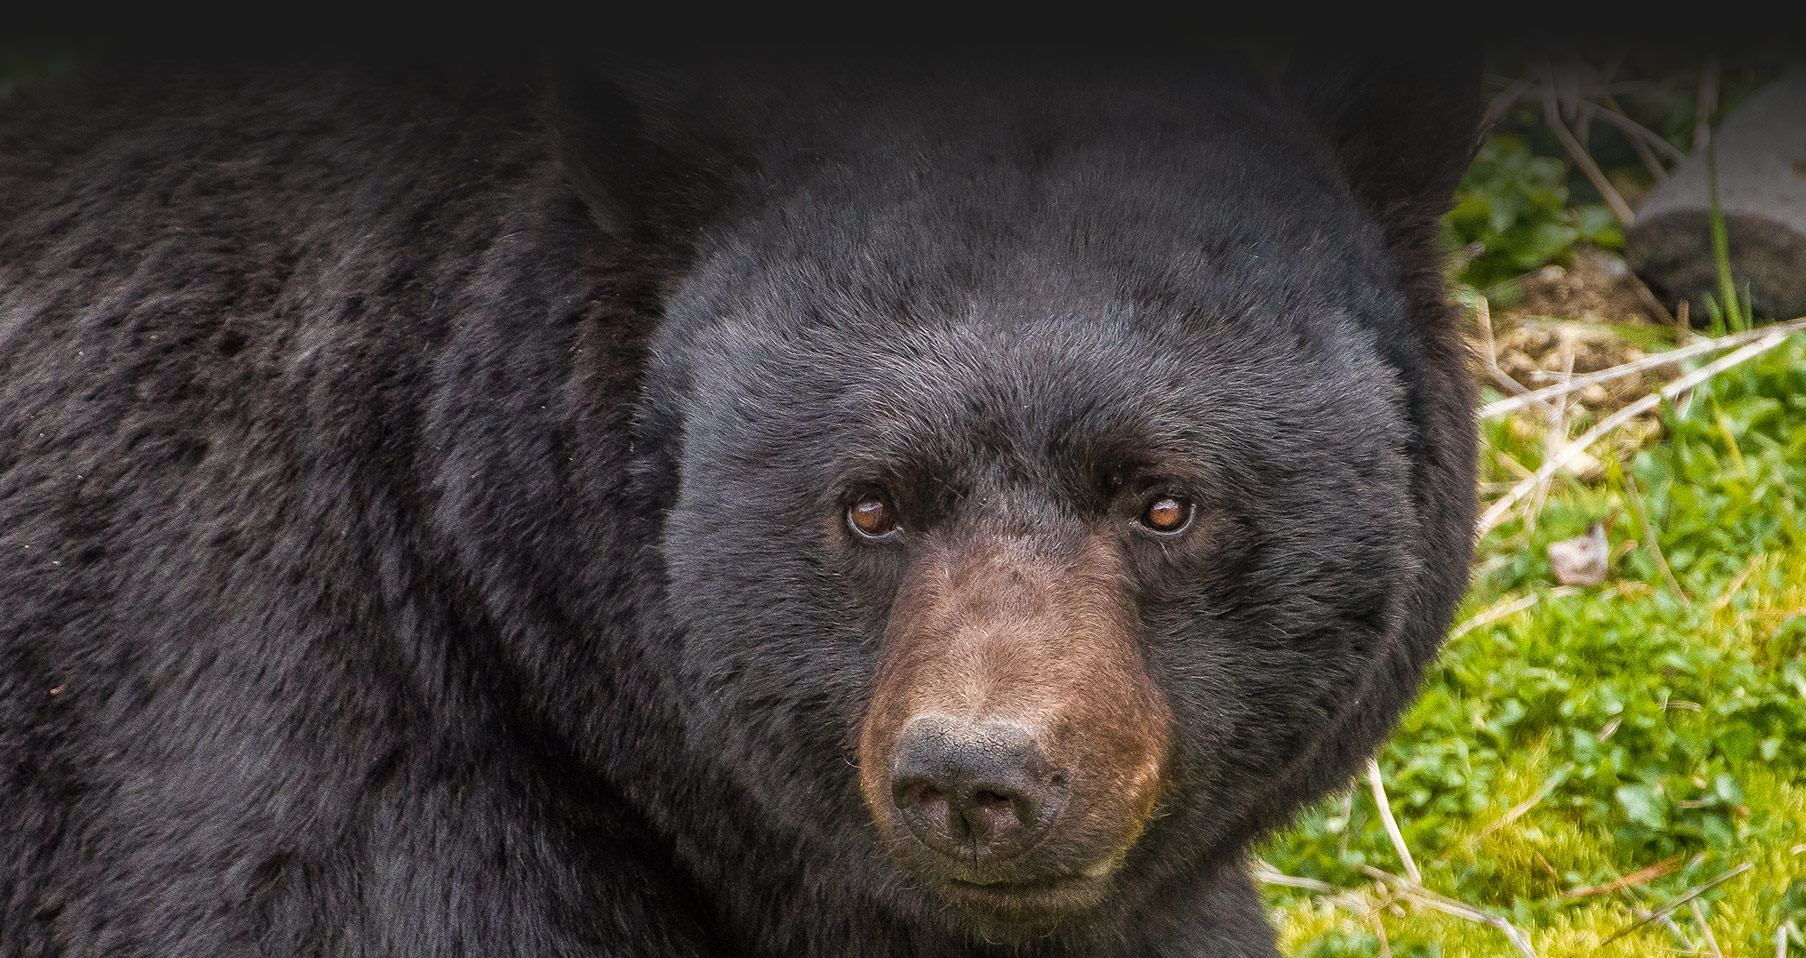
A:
[0,39,1480,957]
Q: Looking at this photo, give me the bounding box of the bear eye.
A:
[1139,495,1193,534]
[848,497,899,539]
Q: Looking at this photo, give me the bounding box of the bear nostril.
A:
[961,787,1035,843]
[888,717,1064,859]
[892,777,946,814]
[971,789,1009,809]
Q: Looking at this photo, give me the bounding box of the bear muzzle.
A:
[857,531,1173,922]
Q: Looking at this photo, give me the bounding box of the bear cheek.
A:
[856,534,1173,890]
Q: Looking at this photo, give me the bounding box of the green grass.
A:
[1261,335,1806,956]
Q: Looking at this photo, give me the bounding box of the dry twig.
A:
[1690,899,1725,958]
[1560,855,1682,900]
[1480,316,1806,419]
[1478,331,1792,534]
[1249,860,1338,894]
[1593,93,1687,166]
[1473,766,1572,845]
[1481,75,1535,131]
[1540,60,1636,226]
[1248,860,1370,914]
[1602,862,1752,945]
[1714,553,1763,609]
[1471,297,1551,410]
[1366,760,1421,885]
[1362,867,1540,958]
[1448,593,1540,640]
[1530,346,1577,519]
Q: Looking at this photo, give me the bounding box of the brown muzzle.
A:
[858,528,1173,920]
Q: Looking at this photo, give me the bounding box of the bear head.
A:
[552,43,1480,942]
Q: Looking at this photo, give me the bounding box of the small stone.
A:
[1548,523,1611,586]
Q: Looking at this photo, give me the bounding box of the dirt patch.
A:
[1505,247,1672,328]
[1470,248,1681,418]
[1464,249,1687,478]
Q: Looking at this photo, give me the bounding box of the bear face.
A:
[660,309,1418,934]
[621,55,1467,939]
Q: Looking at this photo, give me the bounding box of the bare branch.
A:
[1481,317,1806,419]
[1540,61,1637,226]
[1366,760,1421,885]
[1362,867,1539,958]
[1478,331,1793,534]
[1559,855,1682,899]
[1602,862,1752,946]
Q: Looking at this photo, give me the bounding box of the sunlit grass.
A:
[1263,335,1806,956]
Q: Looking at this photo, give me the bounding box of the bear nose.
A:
[889,717,1067,860]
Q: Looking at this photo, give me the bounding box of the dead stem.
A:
[1602,862,1752,946]
[1478,331,1792,534]
[1362,866,1540,958]
[1689,899,1724,958]
[1480,316,1806,420]
[1366,760,1421,885]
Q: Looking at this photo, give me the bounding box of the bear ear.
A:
[542,50,742,247]
[1283,38,1485,234]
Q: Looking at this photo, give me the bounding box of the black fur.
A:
[0,44,1479,957]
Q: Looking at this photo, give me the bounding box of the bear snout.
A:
[858,530,1173,916]
[888,716,1069,862]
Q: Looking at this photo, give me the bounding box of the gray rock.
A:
[1625,66,1806,320]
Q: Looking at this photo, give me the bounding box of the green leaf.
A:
[1616,783,1668,831]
